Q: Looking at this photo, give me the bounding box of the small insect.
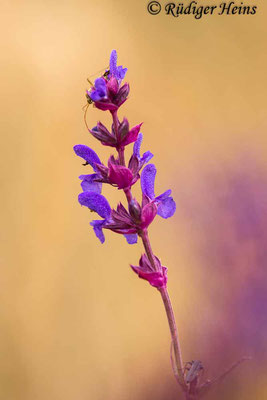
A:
[184,360,204,384]
[102,69,110,79]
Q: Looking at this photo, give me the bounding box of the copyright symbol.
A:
[147,1,161,15]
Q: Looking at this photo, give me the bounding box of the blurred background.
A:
[0,0,266,399]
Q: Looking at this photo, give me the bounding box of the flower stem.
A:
[140,229,159,272]
[118,147,125,165]
[140,230,186,390]
[111,111,125,166]
[112,115,188,394]
[159,287,187,390]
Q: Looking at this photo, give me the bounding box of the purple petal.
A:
[116,65,127,80]
[124,233,138,244]
[133,133,143,158]
[140,151,154,166]
[79,174,102,193]
[141,164,156,199]
[157,197,176,219]
[155,189,172,201]
[78,192,111,219]
[89,78,107,101]
[74,145,101,170]
[90,220,105,243]
[89,91,101,102]
[95,77,107,90]
[133,134,153,166]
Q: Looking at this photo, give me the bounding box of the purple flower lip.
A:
[88,77,107,102]
[78,191,112,243]
[133,133,154,168]
[73,144,101,168]
[131,254,168,288]
[141,163,176,219]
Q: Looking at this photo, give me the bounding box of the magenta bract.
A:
[131,254,168,288]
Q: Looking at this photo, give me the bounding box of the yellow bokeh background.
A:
[1,1,266,399]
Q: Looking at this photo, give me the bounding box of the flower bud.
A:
[115,83,130,107]
[129,199,142,222]
[118,118,129,141]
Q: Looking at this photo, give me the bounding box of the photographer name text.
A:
[147,1,258,18]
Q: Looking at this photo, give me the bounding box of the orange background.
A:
[1,1,266,399]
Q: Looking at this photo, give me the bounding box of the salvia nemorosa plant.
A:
[74,50,249,400]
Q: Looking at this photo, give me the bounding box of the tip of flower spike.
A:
[109,50,118,75]
[109,50,127,81]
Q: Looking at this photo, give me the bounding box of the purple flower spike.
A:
[78,192,111,219]
[86,51,128,112]
[141,164,176,219]
[74,145,101,170]
[131,254,168,288]
[109,50,127,81]
[109,50,117,76]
